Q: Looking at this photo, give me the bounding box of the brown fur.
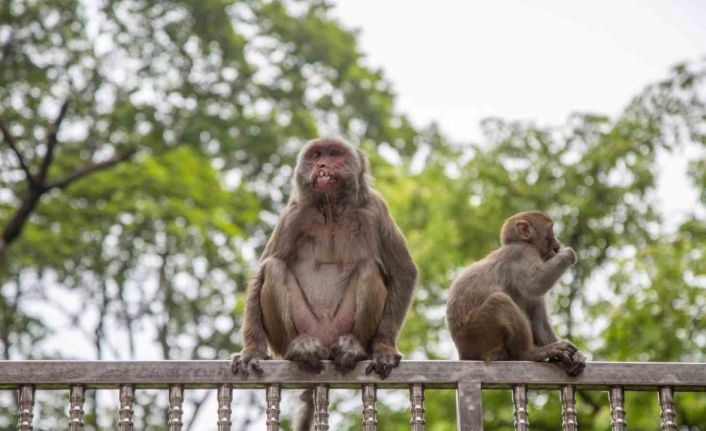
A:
[446,211,585,376]
[232,138,418,430]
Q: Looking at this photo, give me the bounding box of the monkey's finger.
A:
[250,359,265,376]
[554,352,572,364]
[392,353,402,367]
[376,362,390,379]
[232,356,250,376]
[230,356,241,374]
[566,362,584,377]
[238,363,250,377]
[365,362,376,375]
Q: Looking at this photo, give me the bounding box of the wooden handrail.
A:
[2,360,704,430]
[0,360,704,389]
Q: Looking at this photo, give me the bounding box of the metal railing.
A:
[1,360,705,430]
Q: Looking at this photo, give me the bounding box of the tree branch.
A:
[46,147,137,190]
[37,99,70,184]
[0,120,36,186]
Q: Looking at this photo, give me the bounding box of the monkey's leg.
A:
[354,261,405,379]
[456,291,534,361]
[329,261,385,372]
[259,258,299,357]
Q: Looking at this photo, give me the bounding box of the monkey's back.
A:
[446,245,530,341]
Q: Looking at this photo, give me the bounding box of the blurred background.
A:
[1,0,705,429]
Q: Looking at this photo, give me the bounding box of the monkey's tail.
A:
[294,388,314,431]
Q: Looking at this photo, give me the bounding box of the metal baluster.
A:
[512,384,529,431]
[118,385,135,431]
[313,385,329,431]
[68,385,85,431]
[217,384,232,431]
[17,385,35,431]
[658,387,677,431]
[266,385,281,431]
[560,385,578,431]
[168,384,184,431]
[362,384,377,431]
[409,383,425,431]
[608,386,627,431]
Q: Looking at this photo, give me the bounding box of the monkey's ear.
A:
[356,147,369,173]
[514,220,532,241]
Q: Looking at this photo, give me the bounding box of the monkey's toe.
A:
[285,335,329,373]
[231,350,269,376]
[540,340,577,365]
[330,335,367,372]
[365,346,402,379]
[563,351,586,376]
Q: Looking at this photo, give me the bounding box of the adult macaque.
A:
[446,211,585,376]
[232,138,417,429]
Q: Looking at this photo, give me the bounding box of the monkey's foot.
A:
[529,340,577,364]
[285,335,330,373]
[562,350,586,376]
[231,349,270,376]
[330,334,367,372]
[365,344,402,379]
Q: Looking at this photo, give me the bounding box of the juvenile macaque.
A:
[446,211,585,376]
[232,138,417,430]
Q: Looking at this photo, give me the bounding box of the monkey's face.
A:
[303,143,352,194]
[538,222,561,260]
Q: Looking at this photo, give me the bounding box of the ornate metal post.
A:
[17,385,35,431]
[560,385,577,431]
[658,387,677,431]
[409,383,425,431]
[608,386,627,431]
[313,385,329,431]
[512,384,529,431]
[168,384,184,431]
[217,384,232,431]
[118,384,135,431]
[68,385,85,431]
[265,384,281,431]
[362,384,377,431]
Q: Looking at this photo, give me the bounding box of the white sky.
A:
[334,0,706,142]
[333,0,706,226]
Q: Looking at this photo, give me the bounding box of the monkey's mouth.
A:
[314,169,337,189]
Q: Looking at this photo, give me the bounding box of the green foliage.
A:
[1,0,706,430]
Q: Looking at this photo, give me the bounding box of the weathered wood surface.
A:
[0,361,705,390]
[455,380,482,431]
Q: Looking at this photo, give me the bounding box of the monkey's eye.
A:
[309,150,322,159]
[330,149,341,157]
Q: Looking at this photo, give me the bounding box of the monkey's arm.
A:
[525,247,576,296]
[233,206,300,374]
[370,198,418,353]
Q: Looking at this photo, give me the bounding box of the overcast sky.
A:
[332,0,706,225]
[333,0,706,142]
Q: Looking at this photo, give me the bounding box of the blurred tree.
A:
[1,0,705,429]
[1,0,420,429]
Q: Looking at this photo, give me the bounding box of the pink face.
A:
[305,143,349,192]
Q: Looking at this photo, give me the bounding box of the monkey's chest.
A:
[292,220,373,318]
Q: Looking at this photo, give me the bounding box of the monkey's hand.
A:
[365,344,402,379]
[330,334,368,372]
[558,247,577,266]
[563,350,586,377]
[231,349,270,376]
[285,334,330,373]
